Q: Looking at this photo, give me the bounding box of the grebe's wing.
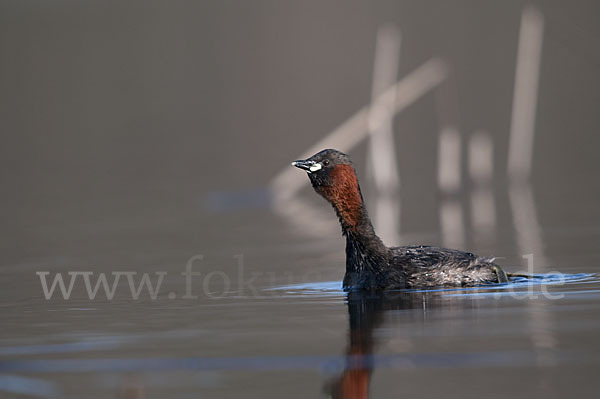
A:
[390,245,508,284]
[390,245,481,268]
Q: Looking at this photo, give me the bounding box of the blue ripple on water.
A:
[268,273,599,298]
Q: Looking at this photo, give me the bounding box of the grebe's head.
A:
[292,149,354,187]
[293,149,364,228]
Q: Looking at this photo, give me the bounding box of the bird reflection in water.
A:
[326,290,444,399]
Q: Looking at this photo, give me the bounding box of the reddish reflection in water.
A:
[327,291,447,399]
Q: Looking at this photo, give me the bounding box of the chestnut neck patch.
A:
[316,164,364,229]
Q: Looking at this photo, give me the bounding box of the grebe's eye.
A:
[322,159,330,166]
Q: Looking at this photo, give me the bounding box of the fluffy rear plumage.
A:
[392,245,507,288]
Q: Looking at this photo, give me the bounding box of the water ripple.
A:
[268,273,600,299]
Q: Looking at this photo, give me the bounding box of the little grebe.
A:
[292,149,508,290]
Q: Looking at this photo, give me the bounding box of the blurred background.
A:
[1,1,600,398]
[1,0,599,259]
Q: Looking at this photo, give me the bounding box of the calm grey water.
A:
[1,209,600,398]
[2,1,600,398]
